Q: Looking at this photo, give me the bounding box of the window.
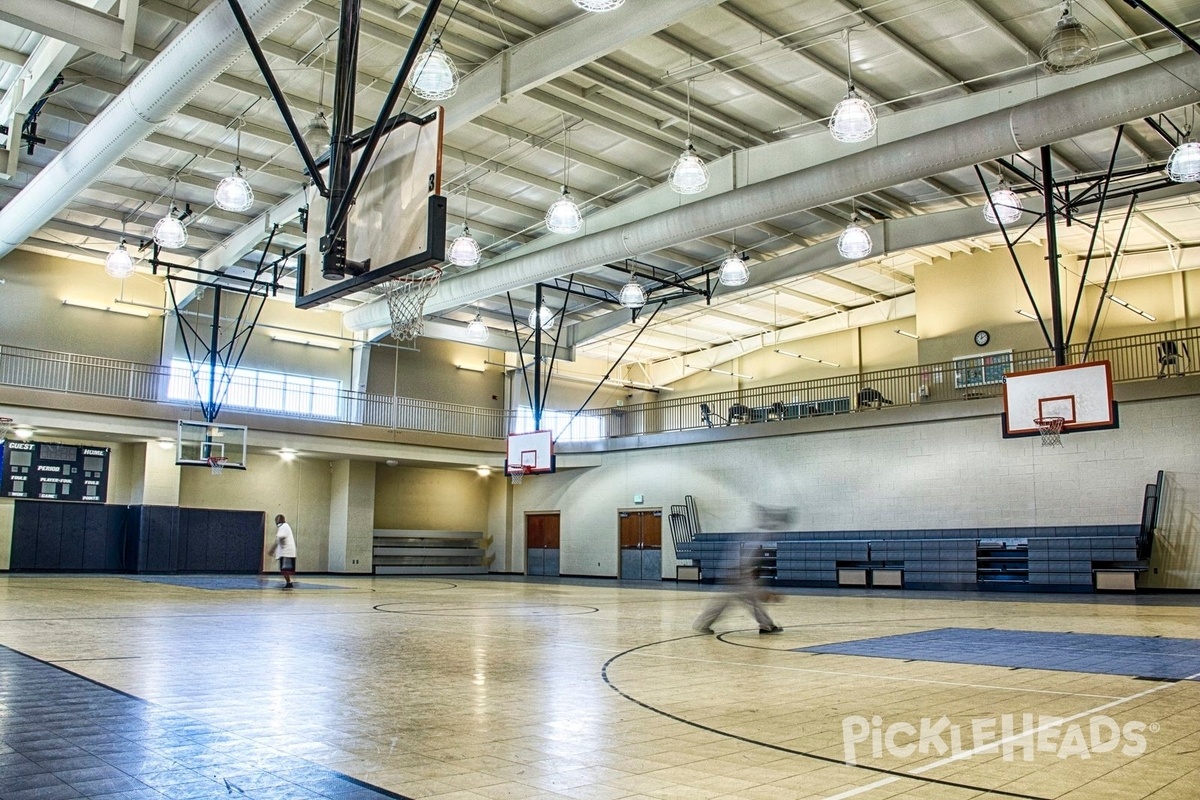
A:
[167,360,342,418]
[514,406,605,442]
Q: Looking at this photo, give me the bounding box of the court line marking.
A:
[601,635,1050,800]
[820,668,1200,800]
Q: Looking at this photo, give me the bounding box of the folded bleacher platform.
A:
[684,525,1146,592]
[678,473,1163,593]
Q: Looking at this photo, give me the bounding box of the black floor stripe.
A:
[600,634,1051,800]
[0,644,413,800]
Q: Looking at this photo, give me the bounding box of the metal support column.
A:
[1041,146,1067,366]
[533,283,543,430]
[321,0,363,280]
[206,287,222,422]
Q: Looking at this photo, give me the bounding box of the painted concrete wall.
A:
[507,394,1199,589]
[328,460,375,573]
[366,337,506,407]
[0,250,166,363]
[374,464,492,532]
[178,454,332,573]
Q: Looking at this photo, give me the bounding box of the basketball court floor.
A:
[0,575,1197,800]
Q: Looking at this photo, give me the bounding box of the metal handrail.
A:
[1,323,1196,442]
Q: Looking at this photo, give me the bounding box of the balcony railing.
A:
[1,324,1195,443]
[592,324,1200,438]
[0,345,513,440]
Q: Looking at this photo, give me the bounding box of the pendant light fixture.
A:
[829,29,876,143]
[573,0,624,11]
[1167,109,1200,182]
[1041,0,1098,74]
[669,81,709,195]
[718,251,749,287]
[718,229,749,287]
[153,179,188,250]
[105,231,134,279]
[983,179,1023,224]
[214,118,254,213]
[528,303,555,331]
[448,186,481,267]
[303,43,330,156]
[409,34,458,101]
[837,206,872,260]
[303,112,330,156]
[618,264,647,309]
[465,305,489,343]
[546,122,582,234]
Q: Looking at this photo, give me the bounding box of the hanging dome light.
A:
[448,224,481,267]
[618,277,647,308]
[302,111,330,156]
[528,304,555,330]
[983,182,1023,224]
[153,207,188,250]
[214,162,254,212]
[829,88,877,143]
[408,37,458,101]
[1167,138,1200,182]
[545,187,582,234]
[573,0,624,10]
[105,240,135,279]
[669,140,709,195]
[837,218,872,259]
[1041,1,1098,74]
[465,312,489,343]
[718,251,749,287]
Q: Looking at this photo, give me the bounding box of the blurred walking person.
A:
[269,514,297,589]
[693,545,782,634]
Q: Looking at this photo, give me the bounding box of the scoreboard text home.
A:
[1,441,110,502]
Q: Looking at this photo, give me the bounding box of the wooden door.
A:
[526,513,560,576]
[619,510,662,580]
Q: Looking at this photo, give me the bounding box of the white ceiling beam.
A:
[0,0,127,60]
[195,0,723,281]
[0,0,123,157]
[388,41,1193,328]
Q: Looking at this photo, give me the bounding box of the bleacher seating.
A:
[688,525,1144,592]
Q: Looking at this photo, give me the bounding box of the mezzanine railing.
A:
[1,324,1196,442]
[0,345,513,440]
[581,324,1200,438]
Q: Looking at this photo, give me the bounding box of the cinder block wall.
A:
[507,395,1200,589]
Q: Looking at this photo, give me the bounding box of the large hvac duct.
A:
[0,0,310,257]
[344,51,1200,333]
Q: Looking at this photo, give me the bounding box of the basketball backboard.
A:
[1002,362,1117,438]
[177,420,248,470]
[506,430,554,474]
[297,109,446,309]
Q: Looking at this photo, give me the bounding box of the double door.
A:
[619,510,662,581]
[526,513,560,576]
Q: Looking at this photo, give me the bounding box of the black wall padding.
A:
[10,502,264,574]
[11,501,127,572]
[176,509,265,573]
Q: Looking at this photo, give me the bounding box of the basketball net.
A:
[1035,417,1065,448]
[0,417,12,440]
[507,464,532,485]
[208,455,228,476]
[384,266,443,341]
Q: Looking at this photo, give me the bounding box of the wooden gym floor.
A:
[0,575,1197,800]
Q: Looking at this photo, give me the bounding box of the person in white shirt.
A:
[270,514,297,589]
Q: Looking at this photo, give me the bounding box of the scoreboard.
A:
[1,440,110,502]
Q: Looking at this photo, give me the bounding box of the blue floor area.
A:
[799,627,1200,681]
[123,576,350,591]
[0,646,409,800]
